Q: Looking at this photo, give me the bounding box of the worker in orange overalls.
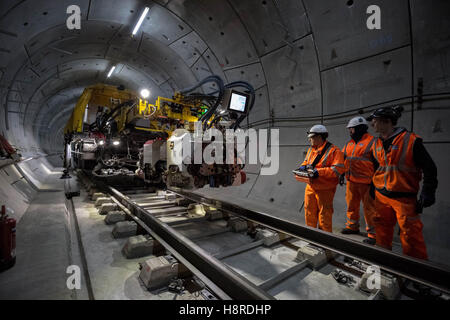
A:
[340,116,377,245]
[293,125,345,232]
[367,106,438,260]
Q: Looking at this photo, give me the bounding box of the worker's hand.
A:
[419,189,435,208]
[339,174,345,186]
[298,165,306,171]
[311,169,319,179]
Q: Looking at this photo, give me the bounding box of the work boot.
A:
[363,238,376,245]
[340,228,360,235]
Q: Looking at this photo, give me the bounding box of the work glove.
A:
[311,169,319,179]
[339,174,345,186]
[419,189,435,208]
[298,165,306,171]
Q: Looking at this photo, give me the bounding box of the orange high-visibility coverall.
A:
[342,133,377,238]
[371,130,428,260]
[295,141,345,232]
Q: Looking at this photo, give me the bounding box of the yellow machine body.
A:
[64,84,206,137]
[64,84,136,135]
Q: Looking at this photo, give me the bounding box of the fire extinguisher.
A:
[0,205,16,272]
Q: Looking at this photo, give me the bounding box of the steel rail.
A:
[106,194,230,301]
[106,186,274,300]
[169,187,450,294]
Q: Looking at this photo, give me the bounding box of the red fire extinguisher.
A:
[0,205,16,272]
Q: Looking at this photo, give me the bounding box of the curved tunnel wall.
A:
[0,0,449,265]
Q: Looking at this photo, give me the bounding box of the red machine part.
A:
[89,132,106,140]
[240,171,246,183]
[0,134,16,155]
[0,205,16,272]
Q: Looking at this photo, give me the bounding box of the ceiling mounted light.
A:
[107,65,116,78]
[140,89,150,99]
[132,7,150,36]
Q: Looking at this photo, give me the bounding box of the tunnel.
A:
[0,0,449,302]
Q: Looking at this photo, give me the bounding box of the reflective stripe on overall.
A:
[372,131,427,260]
[342,134,376,236]
[342,133,376,184]
[299,142,345,232]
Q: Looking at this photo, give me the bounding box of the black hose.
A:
[180,75,224,95]
[180,75,225,130]
[91,100,135,134]
[209,115,223,128]
[199,80,255,130]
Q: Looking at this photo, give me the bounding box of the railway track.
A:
[76,173,450,300]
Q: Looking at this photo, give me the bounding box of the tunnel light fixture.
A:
[132,7,150,36]
[140,88,150,99]
[107,65,116,78]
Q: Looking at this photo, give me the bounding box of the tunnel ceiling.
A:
[0,0,449,155]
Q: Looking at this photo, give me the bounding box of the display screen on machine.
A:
[228,92,248,113]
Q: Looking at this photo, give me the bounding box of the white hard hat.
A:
[307,124,328,138]
[347,116,368,128]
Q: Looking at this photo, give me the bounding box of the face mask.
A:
[350,125,368,142]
